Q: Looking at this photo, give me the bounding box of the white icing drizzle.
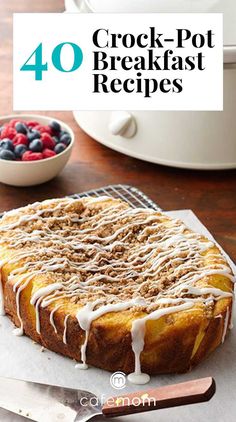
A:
[63,315,69,345]
[128,301,194,384]
[222,307,230,343]
[127,372,151,385]
[0,261,6,316]
[0,281,4,316]
[35,297,42,334]
[30,283,63,334]
[229,300,234,330]
[172,285,233,301]
[75,333,89,370]
[0,197,234,383]
[13,274,36,336]
[76,297,145,369]
[30,283,63,306]
[49,304,61,334]
[13,328,24,336]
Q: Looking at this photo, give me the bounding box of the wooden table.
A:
[0,0,235,261]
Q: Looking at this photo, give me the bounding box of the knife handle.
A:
[102,376,216,417]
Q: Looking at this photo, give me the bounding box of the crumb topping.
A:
[0,196,233,314]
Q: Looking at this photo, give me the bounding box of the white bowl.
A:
[0,114,74,187]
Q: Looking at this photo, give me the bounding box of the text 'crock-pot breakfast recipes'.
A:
[0,196,233,384]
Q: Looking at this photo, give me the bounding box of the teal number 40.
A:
[20,43,48,81]
[20,42,83,81]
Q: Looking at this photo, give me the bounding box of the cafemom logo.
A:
[110,371,126,389]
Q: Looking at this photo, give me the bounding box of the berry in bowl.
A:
[0,114,74,186]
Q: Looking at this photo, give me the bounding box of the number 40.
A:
[20,42,83,80]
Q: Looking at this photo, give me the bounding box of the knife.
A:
[0,376,215,421]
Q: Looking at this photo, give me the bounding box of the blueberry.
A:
[60,133,71,146]
[59,130,68,139]
[0,138,14,151]
[14,144,27,158]
[54,143,66,154]
[15,122,28,134]
[49,120,61,134]
[29,139,43,152]
[27,130,40,142]
[53,136,61,144]
[0,149,15,160]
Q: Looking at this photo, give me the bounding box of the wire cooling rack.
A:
[0,185,161,217]
[70,184,161,211]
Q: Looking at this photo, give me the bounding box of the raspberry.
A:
[1,126,16,140]
[27,121,39,128]
[42,148,56,159]
[35,125,52,135]
[9,119,21,128]
[41,132,56,150]
[13,133,28,146]
[22,151,43,161]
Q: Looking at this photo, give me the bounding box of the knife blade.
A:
[0,376,101,422]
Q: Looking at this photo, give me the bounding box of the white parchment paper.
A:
[0,210,235,422]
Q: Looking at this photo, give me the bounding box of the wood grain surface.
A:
[0,0,235,261]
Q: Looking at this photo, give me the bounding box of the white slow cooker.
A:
[66,0,236,169]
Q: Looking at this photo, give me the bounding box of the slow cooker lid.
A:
[85,0,236,47]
